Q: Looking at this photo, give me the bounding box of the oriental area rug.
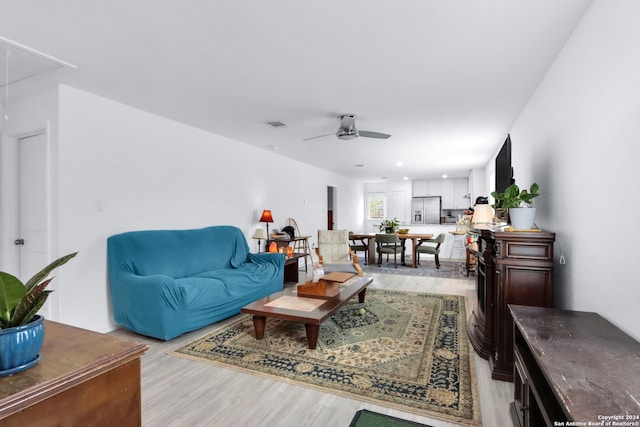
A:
[362,258,473,279]
[170,289,480,426]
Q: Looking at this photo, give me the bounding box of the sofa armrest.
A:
[110,272,185,310]
[248,252,285,268]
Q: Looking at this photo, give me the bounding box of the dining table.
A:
[350,232,434,268]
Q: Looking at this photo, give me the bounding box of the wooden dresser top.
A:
[510,305,640,421]
[0,320,148,416]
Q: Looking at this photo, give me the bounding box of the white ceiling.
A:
[0,0,593,181]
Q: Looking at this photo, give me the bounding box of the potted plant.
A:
[379,217,400,234]
[0,252,77,376]
[491,183,540,229]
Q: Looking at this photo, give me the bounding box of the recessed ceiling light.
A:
[403,176,409,180]
[442,174,448,179]
[396,161,403,167]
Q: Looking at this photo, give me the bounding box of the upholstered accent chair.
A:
[316,230,363,276]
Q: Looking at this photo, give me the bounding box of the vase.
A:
[0,315,45,376]
[509,207,537,230]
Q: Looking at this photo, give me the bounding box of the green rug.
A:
[171,289,480,426]
[349,409,434,427]
[362,258,473,279]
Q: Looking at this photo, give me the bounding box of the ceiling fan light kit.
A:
[337,129,358,140]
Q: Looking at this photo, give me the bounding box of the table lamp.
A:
[252,228,267,252]
[259,210,274,238]
[471,204,494,228]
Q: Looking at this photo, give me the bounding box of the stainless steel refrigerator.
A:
[411,196,441,224]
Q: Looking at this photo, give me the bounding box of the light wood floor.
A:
[110,269,513,427]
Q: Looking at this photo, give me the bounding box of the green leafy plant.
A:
[0,252,77,329]
[379,217,400,233]
[491,183,540,209]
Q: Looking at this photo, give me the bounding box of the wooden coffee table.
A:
[240,276,373,349]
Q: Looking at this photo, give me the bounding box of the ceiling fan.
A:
[304,114,391,141]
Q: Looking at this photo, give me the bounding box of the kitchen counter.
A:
[400,224,457,230]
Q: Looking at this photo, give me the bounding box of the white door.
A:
[17,132,48,282]
[391,191,406,223]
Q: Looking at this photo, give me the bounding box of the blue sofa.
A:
[107,225,284,340]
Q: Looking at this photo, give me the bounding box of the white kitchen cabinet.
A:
[412,179,442,196]
[413,178,466,207]
[412,180,428,197]
[426,179,442,196]
[442,178,469,208]
[442,180,455,208]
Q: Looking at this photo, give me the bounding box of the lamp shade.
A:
[259,210,274,223]
[252,228,267,240]
[471,204,494,226]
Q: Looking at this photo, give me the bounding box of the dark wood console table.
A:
[0,321,148,426]
[510,305,640,427]
[467,227,555,381]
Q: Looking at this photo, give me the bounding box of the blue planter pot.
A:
[0,315,45,376]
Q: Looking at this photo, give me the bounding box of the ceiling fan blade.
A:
[303,132,335,141]
[358,130,391,139]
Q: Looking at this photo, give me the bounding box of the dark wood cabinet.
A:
[467,227,555,381]
[510,305,640,427]
[467,230,497,360]
[0,321,148,426]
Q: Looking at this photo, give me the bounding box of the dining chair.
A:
[349,232,368,265]
[415,233,446,268]
[375,233,401,268]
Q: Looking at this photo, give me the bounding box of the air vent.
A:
[267,121,287,128]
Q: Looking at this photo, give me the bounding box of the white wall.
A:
[3,84,364,333]
[468,167,487,204]
[508,0,639,340]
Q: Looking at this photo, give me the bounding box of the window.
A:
[368,194,386,220]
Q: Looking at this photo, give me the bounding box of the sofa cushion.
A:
[109,225,250,278]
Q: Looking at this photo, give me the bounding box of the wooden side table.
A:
[267,236,311,272]
[0,321,148,427]
[283,253,307,283]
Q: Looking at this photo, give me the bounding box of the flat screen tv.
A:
[495,134,514,195]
